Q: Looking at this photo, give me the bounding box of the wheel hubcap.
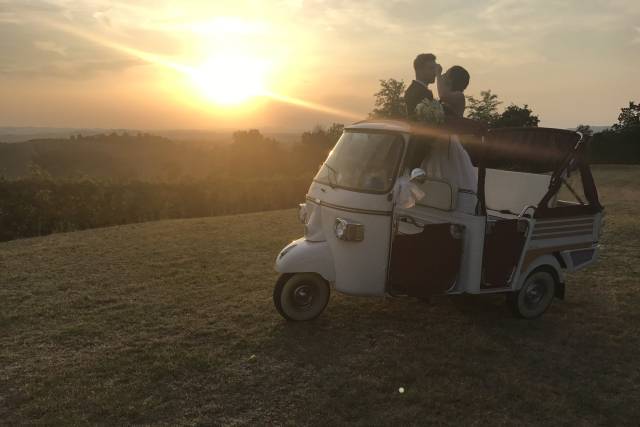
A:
[523,279,547,310]
[292,284,314,307]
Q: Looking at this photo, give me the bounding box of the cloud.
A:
[0,0,62,23]
[33,40,67,55]
[0,57,142,79]
[0,19,140,79]
[0,0,182,79]
[1,0,62,13]
[634,26,640,44]
[277,0,553,67]
[301,1,405,34]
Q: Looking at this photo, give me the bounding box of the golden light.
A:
[37,15,363,120]
[187,54,269,106]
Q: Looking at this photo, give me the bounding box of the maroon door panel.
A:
[482,219,526,288]
[389,223,462,297]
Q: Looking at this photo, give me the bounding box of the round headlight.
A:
[334,218,347,239]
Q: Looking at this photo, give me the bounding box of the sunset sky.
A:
[1,0,639,130]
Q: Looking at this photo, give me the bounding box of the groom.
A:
[405,53,439,118]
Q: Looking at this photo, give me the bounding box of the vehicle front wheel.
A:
[508,268,556,319]
[273,273,330,321]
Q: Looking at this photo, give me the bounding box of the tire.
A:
[273,273,330,321]
[508,268,557,319]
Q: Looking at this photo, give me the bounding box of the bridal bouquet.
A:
[414,99,445,125]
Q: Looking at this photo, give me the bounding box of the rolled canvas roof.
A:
[346,120,581,173]
[481,127,582,173]
[346,117,488,137]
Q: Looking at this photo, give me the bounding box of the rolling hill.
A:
[1,166,639,424]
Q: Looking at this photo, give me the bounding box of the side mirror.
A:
[410,168,427,183]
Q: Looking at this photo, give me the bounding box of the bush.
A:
[0,176,312,241]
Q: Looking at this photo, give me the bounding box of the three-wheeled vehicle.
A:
[273,118,604,320]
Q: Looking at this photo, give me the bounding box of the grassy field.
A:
[1,165,639,425]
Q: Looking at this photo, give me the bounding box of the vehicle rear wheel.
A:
[508,268,556,319]
[273,273,330,321]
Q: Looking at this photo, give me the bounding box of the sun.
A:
[188,54,269,106]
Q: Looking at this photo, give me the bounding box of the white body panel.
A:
[275,238,336,282]
[323,206,391,295]
[509,212,603,291]
[306,181,394,296]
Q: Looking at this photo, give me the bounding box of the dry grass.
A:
[1,165,639,425]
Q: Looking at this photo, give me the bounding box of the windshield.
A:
[314,131,404,193]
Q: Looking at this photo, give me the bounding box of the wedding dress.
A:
[395,136,477,211]
[420,136,476,192]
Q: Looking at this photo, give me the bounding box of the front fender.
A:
[275,238,336,283]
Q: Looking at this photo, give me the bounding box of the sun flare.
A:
[38,16,361,119]
[188,54,269,106]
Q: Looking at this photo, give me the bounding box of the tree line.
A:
[0,126,342,241]
[0,129,339,182]
[0,176,312,241]
[372,78,640,163]
[580,102,640,163]
[370,79,540,127]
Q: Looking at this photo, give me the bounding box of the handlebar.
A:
[518,205,537,218]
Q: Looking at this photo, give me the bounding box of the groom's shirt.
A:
[405,79,434,118]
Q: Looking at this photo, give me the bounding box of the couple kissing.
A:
[405,53,470,120]
[398,52,477,209]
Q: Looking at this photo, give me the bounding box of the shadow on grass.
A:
[262,292,567,360]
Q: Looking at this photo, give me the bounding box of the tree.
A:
[232,129,270,145]
[290,124,344,174]
[576,124,593,137]
[589,101,640,163]
[326,123,345,143]
[465,90,501,123]
[370,78,407,119]
[612,101,640,131]
[230,129,280,175]
[491,104,540,128]
[300,125,341,150]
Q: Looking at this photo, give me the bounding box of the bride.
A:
[420,64,477,193]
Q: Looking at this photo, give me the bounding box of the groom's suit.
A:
[404,80,434,118]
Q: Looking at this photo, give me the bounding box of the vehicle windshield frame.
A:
[313,129,406,195]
